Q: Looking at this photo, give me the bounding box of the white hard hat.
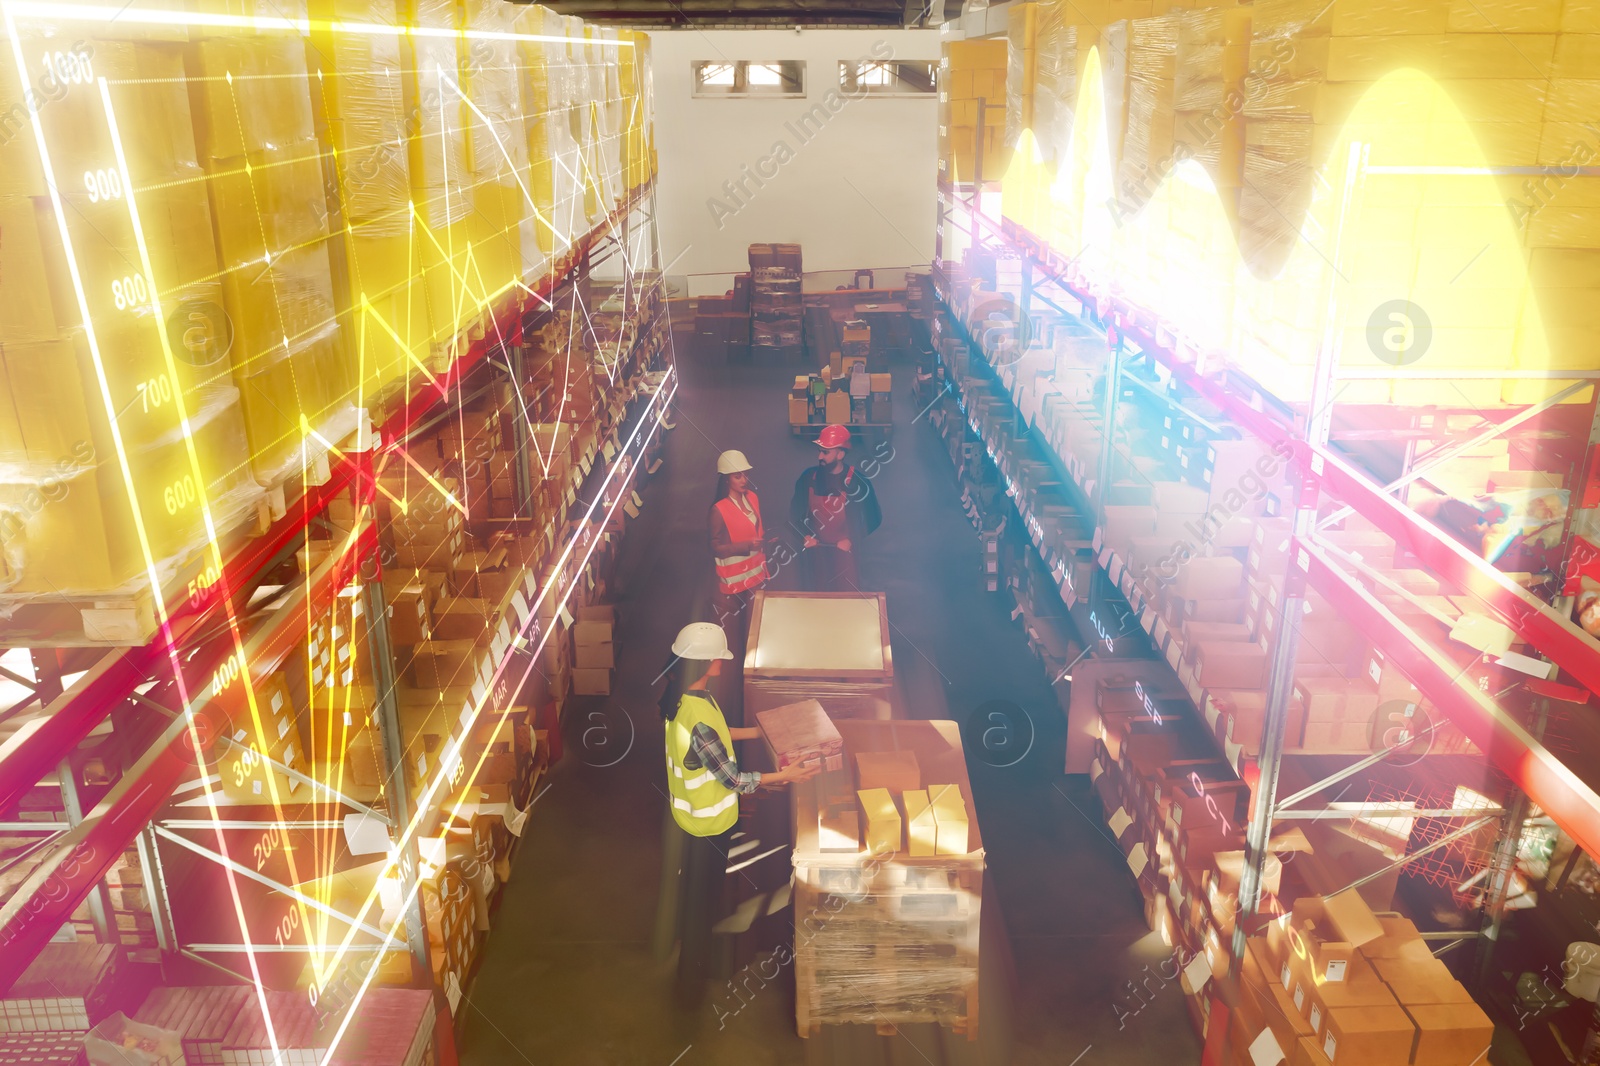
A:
[671,622,734,661]
[717,450,753,475]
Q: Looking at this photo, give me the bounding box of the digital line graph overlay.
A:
[0,1,666,1060]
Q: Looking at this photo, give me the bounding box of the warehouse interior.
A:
[3,1,1600,1065]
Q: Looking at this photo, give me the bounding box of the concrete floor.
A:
[458,339,1203,1066]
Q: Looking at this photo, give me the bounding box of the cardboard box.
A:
[431,597,489,641]
[929,783,969,855]
[757,699,844,770]
[1193,639,1270,689]
[1319,1004,1415,1065]
[1360,917,1429,961]
[1171,555,1245,600]
[1403,1002,1494,1066]
[855,750,922,793]
[1374,959,1475,1007]
[825,391,851,425]
[818,804,861,852]
[573,605,615,645]
[574,640,615,670]
[789,395,810,424]
[857,788,902,855]
[903,789,937,857]
[572,667,611,696]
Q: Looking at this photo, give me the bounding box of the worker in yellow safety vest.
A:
[709,450,773,661]
[660,621,817,999]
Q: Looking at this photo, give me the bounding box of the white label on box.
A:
[278,718,290,739]
[1127,842,1148,878]
[1293,983,1305,1010]
[1296,548,1309,573]
[343,711,352,727]
[1324,958,1347,982]
[1309,1004,1322,1032]
[559,605,575,628]
[1368,658,1383,684]
[1248,1028,1285,1066]
[1181,952,1213,995]
[253,780,262,795]
[417,754,428,778]
[461,702,475,729]
[1092,527,1103,552]
[1204,699,1220,732]
[1323,1032,1337,1060]
[1108,807,1133,838]
[446,971,463,1013]
[272,691,285,713]
[1280,962,1292,991]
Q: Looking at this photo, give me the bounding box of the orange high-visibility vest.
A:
[713,492,766,594]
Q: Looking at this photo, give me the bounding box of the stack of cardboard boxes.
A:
[749,243,803,358]
[571,605,616,696]
[1231,902,1495,1066]
[940,40,1010,183]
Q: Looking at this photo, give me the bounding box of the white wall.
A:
[646,28,940,295]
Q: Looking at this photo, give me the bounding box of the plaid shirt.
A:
[686,723,762,795]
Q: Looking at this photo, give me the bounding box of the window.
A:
[692,60,806,98]
[839,60,938,96]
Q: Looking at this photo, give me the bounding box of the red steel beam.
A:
[0,528,373,991]
[1301,444,1600,699]
[0,467,355,817]
[1300,537,1600,861]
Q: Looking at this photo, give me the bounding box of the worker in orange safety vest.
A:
[709,450,774,660]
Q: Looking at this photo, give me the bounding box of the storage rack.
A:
[931,5,1600,1052]
[0,4,671,1054]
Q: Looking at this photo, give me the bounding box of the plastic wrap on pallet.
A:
[1031,2,1079,166]
[792,858,980,1030]
[0,329,261,602]
[188,32,358,485]
[314,0,411,239]
[1004,1,1036,154]
[462,0,531,292]
[1119,14,1178,199]
[412,0,472,232]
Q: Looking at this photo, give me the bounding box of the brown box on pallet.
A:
[825,391,851,424]
[1294,677,1381,724]
[855,750,922,793]
[1360,917,1430,962]
[432,597,491,641]
[409,639,481,688]
[1249,517,1294,577]
[572,667,611,696]
[1193,639,1269,689]
[1171,555,1245,601]
[1321,1004,1415,1066]
[1403,1002,1494,1066]
[1370,957,1471,1000]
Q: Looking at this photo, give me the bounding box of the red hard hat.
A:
[813,425,851,449]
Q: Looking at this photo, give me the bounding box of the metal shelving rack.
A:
[0,174,675,1060]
